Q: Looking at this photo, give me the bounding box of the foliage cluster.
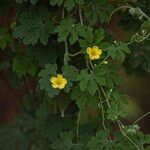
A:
[0,0,150,150]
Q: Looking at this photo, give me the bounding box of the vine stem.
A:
[100,88,140,149]
[79,7,83,25]
[109,5,132,20]
[98,90,107,130]
[99,55,110,65]
[117,120,140,150]
[61,7,69,65]
[137,7,150,20]
[89,60,94,69]
[76,109,82,142]
[64,40,69,65]
[68,51,81,57]
[109,5,150,21]
[100,86,111,108]
[131,111,150,126]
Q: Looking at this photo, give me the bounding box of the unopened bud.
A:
[103,61,108,64]
[139,15,143,20]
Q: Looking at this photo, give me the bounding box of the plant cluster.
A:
[0,0,150,150]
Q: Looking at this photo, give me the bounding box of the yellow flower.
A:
[86,46,102,60]
[50,74,67,89]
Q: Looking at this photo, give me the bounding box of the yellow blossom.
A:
[86,46,102,60]
[50,74,67,89]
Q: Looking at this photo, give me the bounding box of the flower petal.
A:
[93,46,99,50]
[50,77,56,83]
[52,83,59,88]
[57,74,63,79]
[86,47,92,54]
[58,84,65,89]
[62,78,67,84]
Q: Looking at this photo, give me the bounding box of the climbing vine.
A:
[0,0,150,150]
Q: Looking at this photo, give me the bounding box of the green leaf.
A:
[0,27,11,50]
[55,18,85,44]
[0,126,29,150]
[94,29,105,44]
[15,0,39,4]
[85,0,113,24]
[108,42,130,62]
[79,27,105,53]
[64,0,76,11]
[62,65,78,81]
[50,0,84,11]
[49,0,63,6]
[71,86,87,109]
[71,86,99,109]
[62,65,78,92]
[77,69,89,92]
[107,104,127,121]
[93,63,122,89]
[13,8,53,45]
[77,69,99,95]
[87,78,98,96]
[13,55,37,78]
[30,0,38,4]
[88,130,115,150]
[38,63,59,98]
[51,131,73,150]
[55,18,75,42]
[51,131,85,150]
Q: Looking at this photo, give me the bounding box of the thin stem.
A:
[89,60,94,69]
[84,0,96,8]
[69,51,81,57]
[98,90,107,130]
[100,86,111,108]
[79,7,83,25]
[64,40,69,65]
[117,121,140,150]
[76,109,82,142]
[62,7,64,19]
[109,5,132,21]
[99,55,110,65]
[62,7,69,65]
[137,7,150,20]
[109,5,150,21]
[86,59,92,72]
[127,41,135,46]
[132,112,150,126]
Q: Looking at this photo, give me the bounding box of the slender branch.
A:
[99,87,140,150]
[79,7,83,25]
[86,59,92,72]
[84,0,96,9]
[98,90,107,130]
[62,7,64,19]
[64,40,69,65]
[61,7,69,65]
[100,86,111,108]
[76,109,82,142]
[99,55,110,66]
[89,60,94,69]
[109,5,132,20]
[137,7,150,20]
[68,51,81,57]
[109,5,150,21]
[131,112,150,126]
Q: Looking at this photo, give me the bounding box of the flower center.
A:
[91,50,97,56]
[56,79,63,85]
